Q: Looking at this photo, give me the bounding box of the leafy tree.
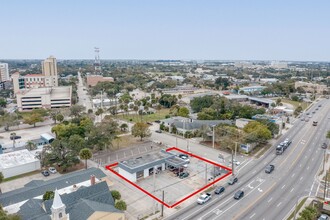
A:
[79,148,92,169]
[95,108,104,118]
[70,105,85,118]
[43,191,54,201]
[159,94,177,108]
[256,119,279,136]
[177,107,190,117]
[243,121,272,144]
[0,172,3,193]
[87,109,93,114]
[31,108,49,117]
[131,122,151,141]
[190,95,214,113]
[294,106,303,117]
[0,98,7,108]
[50,110,60,124]
[0,113,20,131]
[276,98,282,106]
[115,200,127,211]
[25,141,37,151]
[23,113,44,127]
[111,190,121,201]
[327,130,330,139]
[215,77,231,90]
[56,114,64,123]
[120,123,128,131]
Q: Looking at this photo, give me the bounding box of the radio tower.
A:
[94,47,101,75]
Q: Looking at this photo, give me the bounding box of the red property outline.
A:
[105,147,232,208]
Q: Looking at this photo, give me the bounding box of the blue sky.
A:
[0,0,329,61]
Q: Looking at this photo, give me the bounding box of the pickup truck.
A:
[197,193,212,204]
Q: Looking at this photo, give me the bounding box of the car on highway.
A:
[154,120,161,123]
[265,164,275,173]
[322,143,328,149]
[155,130,162,133]
[41,170,50,177]
[318,214,329,220]
[228,177,238,185]
[305,118,309,122]
[10,135,21,140]
[312,111,316,114]
[215,186,225,194]
[197,193,212,204]
[309,115,312,118]
[234,190,244,200]
[48,167,57,174]
[179,172,189,179]
[316,108,319,110]
[306,112,310,115]
[301,118,305,121]
[319,104,322,107]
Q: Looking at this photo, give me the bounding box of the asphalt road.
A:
[77,71,92,111]
[166,98,330,220]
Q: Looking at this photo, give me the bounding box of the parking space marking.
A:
[277,202,282,207]
[291,173,295,178]
[281,185,285,189]
[268,197,273,203]
[249,213,256,219]
[290,187,294,193]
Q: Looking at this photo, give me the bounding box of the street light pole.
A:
[212,125,215,149]
[232,149,234,176]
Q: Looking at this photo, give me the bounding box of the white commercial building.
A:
[0,149,41,178]
[118,150,187,182]
[16,86,72,111]
[0,63,9,82]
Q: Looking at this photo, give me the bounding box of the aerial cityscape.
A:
[1,1,330,220]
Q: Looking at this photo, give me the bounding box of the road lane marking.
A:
[281,185,286,189]
[299,164,302,167]
[231,182,276,220]
[277,202,282,207]
[290,187,294,192]
[249,213,256,219]
[268,197,273,203]
[292,173,295,178]
[300,176,303,181]
[307,166,310,170]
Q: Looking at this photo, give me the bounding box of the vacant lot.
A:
[120,109,170,123]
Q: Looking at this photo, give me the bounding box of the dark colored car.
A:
[154,120,161,123]
[10,135,21,140]
[147,122,153,125]
[41,170,50,177]
[173,167,185,176]
[155,130,162,133]
[234,190,244,200]
[322,143,328,149]
[215,186,225,194]
[265,164,275,174]
[228,177,238,185]
[179,172,189,179]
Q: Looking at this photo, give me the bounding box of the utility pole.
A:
[232,150,234,176]
[323,148,327,172]
[205,163,208,184]
[187,139,189,152]
[324,172,328,201]
[212,125,215,149]
[153,166,156,214]
[161,190,165,217]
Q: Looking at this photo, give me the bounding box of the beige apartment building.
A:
[295,81,328,94]
[0,63,9,82]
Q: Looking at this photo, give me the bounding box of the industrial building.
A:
[118,150,187,182]
[16,86,72,111]
[0,149,41,178]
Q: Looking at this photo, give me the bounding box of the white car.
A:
[197,193,212,204]
[48,167,57,174]
[228,159,240,166]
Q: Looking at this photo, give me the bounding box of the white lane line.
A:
[268,197,273,203]
[277,202,282,207]
[281,185,286,189]
[316,182,321,197]
[300,176,303,181]
[290,188,294,192]
[299,164,302,167]
[237,159,254,173]
[208,181,265,220]
[309,180,316,197]
[312,157,315,161]
[292,173,296,178]
[250,213,256,219]
[307,166,310,170]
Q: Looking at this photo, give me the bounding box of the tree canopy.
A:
[131,122,151,141]
[243,121,272,144]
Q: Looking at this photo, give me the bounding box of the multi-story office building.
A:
[0,63,9,82]
[12,56,59,93]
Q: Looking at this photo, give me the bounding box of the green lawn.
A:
[120,109,170,123]
[275,98,309,110]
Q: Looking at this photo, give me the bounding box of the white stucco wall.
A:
[118,167,137,182]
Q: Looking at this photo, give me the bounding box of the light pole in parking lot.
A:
[211,124,216,149]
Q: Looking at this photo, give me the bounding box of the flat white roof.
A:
[19,86,71,99]
[0,149,39,169]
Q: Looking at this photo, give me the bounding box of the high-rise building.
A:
[42,56,58,86]
[0,63,9,82]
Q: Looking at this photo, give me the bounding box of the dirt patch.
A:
[111,135,142,150]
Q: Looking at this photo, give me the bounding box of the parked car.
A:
[265,165,275,174]
[173,167,185,175]
[10,135,21,140]
[197,193,212,204]
[318,214,329,220]
[48,167,57,174]
[179,172,189,179]
[228,159,240,166]
[215,186,225,194]
[305,118,309,122]
[228,177,238,185]
[179,154,190,163]
[301,118,305,121]
[155,130,162,133]
[154,120,161,123]
[41,170,50,177]
[147,122,153,125]
[234,190,244,200]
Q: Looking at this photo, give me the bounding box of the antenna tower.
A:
[94,47,101,74]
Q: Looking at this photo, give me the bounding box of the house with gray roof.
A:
[160,117,233,135]
[0,168,124,220]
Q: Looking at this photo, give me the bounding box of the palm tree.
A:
[26,140,37,151]
[79,148,92,169]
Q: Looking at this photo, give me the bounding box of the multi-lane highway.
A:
[166,98,330,220]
